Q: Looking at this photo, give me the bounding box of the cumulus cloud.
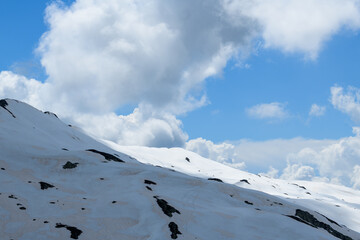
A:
[280,164,315,180]
[187,131,360,188]
[186,137,335,173]
[286,127,360,188]
[309,104,326,117]
[186,138,244,168]
[0,71,46,108]
[246,102,288,120]
[351,165,360,189]
[223,0,360,59]
[331,85,360,121]
[37,0,257,115]
[72,105,188,147]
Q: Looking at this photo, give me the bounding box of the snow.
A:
[0,99,359,240]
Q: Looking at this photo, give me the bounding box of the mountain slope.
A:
[0,99,359,240]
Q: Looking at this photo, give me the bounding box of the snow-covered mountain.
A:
[1,99,360,240]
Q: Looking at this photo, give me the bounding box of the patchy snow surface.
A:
[1,99,360,240]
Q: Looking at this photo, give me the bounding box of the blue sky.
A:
[2,0,360,185]
[182,33,360,142]
[1,0,359,143]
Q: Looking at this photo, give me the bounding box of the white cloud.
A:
[246,102,288,120]
[186,137,335,173]
[0,71,46,108]
[351,165,360,189]
[280,164,315,181]
[286,127,360,188]
[37,0,257,115]
[186,131,360,189]
[331,85,360,121]
[186,137,244,168]
[71,105,188,147]
[309,104,326,117]
[223,0,360,59]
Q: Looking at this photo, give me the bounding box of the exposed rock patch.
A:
[39,181,55,190]
[169,222,182,239]
[55,223,83,239]
[287,209,353,240]
[44,111,59,118]
[0,99,16,118]
[154,196,181,217]
[8,194,18,199]
[63,161,78,169]
[86,149,124,162]
[185,157,190,162]
[144,180,157,185]
[240,179,250,184]
[208,178,223,183]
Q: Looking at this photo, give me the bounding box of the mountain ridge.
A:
[0,99,359,240]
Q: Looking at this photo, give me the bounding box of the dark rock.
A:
[290,209,353,240]
[273,202,283,206]
[8,194,17,199]
[286,215,314,227]
[44,221,49,223]
[306,192,311,195]
[112,201,117,204]
[86,149,124,162]
[81,208,85,210]
[19,207,26,210]
[169,222,182,239]
[146,186,153,191]
[244,201,253,205]
[185,157,190,162]
[55,223,83,239]
[240,179,250,184]
[144,180,157,185]
[208,178,223,183]
[99,178,104,180]
[317,213,341,227]
[49,202,55,204]
[154,196,181,217]
[0,99,16,118]
[44,111,58,118]
[62,161,78,169]
[62,148,69,151]
[1,167,5,170]
[292,183,307,190]
[39,181,55,190]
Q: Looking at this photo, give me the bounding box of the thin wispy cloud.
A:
[331,85,360,122]
[309,104,326,117]
[246,102,288,120]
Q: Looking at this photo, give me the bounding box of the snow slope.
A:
[0,99,359,240]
